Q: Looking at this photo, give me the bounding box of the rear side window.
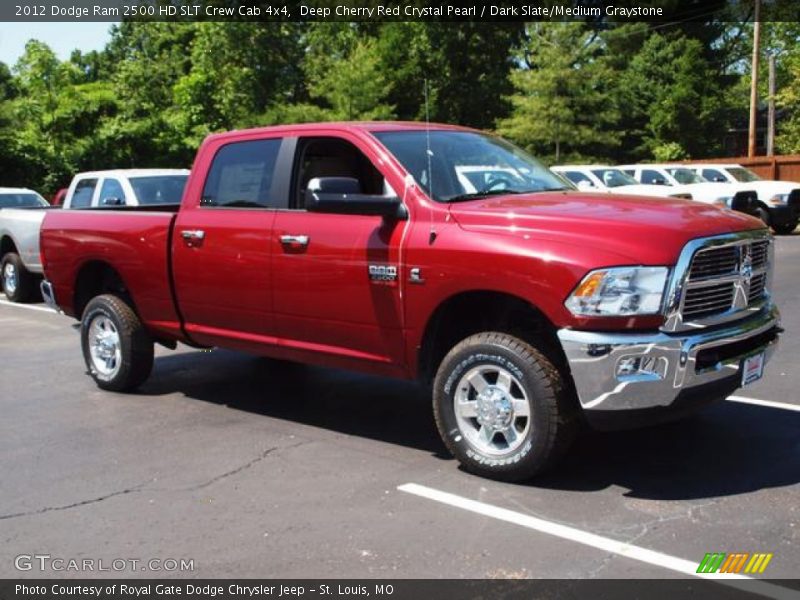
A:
[70,179,97,208]
[702,168,726,182]
[202,139,281,208]
[99,178,125,205]
[563,171,592,185]
[641,169,666,185]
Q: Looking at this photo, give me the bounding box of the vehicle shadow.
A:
[141,349,800,500]
[140,348,449,458]
[533,400,800,500]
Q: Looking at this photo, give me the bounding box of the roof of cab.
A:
[205,121,479,144]
[72,169,190,179]
[0,187,39,194]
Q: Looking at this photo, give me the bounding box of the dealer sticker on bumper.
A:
[742,352,765,386]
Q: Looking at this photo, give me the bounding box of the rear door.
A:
[171,134,290,349]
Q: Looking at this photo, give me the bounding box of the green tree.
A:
[497,23,620,164]
[619,32,728,160]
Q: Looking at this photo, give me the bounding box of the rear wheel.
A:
[1,252,34,303]
[80,294,154,391]
[433,332,578,481]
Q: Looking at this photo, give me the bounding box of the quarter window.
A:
[202,139,281,208]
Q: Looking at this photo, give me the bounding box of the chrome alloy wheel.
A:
[453,365,531,456]
[88,316,122,379]
[3,261,17,295]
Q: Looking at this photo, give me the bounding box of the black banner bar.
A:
[2,0,799,23]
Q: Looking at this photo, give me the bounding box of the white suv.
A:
[63,169,190,209]
[686,163,799,235]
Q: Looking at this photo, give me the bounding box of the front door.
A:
[271,135,408,372]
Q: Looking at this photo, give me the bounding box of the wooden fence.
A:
[688,155,800,182]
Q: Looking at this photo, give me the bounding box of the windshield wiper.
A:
[446,188,567,202]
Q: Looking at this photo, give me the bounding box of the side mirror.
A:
[305,177,407,219]
[652,178,667,186]
[730,191,757,213]
[576,180,595,191]
[101,196,124,206]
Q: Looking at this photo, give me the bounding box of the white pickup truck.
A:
[619,164,759,214]
[686,163,800,235]
[551,165,692,199]
[0,170,189,303]
[0,188,54,302]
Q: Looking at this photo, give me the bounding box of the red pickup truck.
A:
[40,123,781,481]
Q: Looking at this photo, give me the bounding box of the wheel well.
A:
[1,235,17,258]
[418,291,566,384]
[73,262,135,318]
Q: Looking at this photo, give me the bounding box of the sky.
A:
[0,22,115,67]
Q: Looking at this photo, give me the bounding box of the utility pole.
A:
[767,54,775,156]
[748,0,761,157]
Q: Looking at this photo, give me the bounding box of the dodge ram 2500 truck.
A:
[40,123,781,481]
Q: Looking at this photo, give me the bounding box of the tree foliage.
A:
[0,20,798,196]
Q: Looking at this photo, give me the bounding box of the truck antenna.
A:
[424,79,437,244]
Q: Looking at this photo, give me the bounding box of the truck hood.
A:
[745,180,800,200]
[606,184,684,198]
[448,191,764,264]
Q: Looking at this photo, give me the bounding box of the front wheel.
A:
[772,219,798,235]
[2,252,34,303]
[81,294,154,391]
[433,332,578,481]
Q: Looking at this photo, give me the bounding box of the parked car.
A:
[40,123,780,481]
[686,163,800,235]
[0,170,190,303]
[619,164,759,213]
[551,165,692,199]
[62,169,190,209]
[0,187,54,302]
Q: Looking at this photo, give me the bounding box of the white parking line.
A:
[727,396,800,412]
[398,483,794,599]
[0,299,58,313]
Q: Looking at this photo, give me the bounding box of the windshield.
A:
[373,131,569,202]
[129,175,189,205]
[728,167,761,182]
[590,169,638,188]
[0,193,48,208]
[667,168,706,184]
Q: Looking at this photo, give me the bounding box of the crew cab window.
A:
[99,178,125,205]
[71,179,97,208]
[702,168,727,182]
[641,169,667,185]
[293,137,385,209]
[202,139,281,208]
[563,171,592,186]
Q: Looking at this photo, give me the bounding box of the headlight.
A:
[565,267,669,316]
[767,193,788,206]
[713,196,733,208]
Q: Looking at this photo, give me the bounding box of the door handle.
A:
[181,229,205,246]
[181,229,205,240]
[280,235,309,247]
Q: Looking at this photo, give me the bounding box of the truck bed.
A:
[41,208,183,340]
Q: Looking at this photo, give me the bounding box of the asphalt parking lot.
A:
[1,236,798,589]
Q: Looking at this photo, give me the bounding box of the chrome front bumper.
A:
[558,304,780,421]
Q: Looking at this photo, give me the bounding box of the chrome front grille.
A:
[662,231,773,332]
